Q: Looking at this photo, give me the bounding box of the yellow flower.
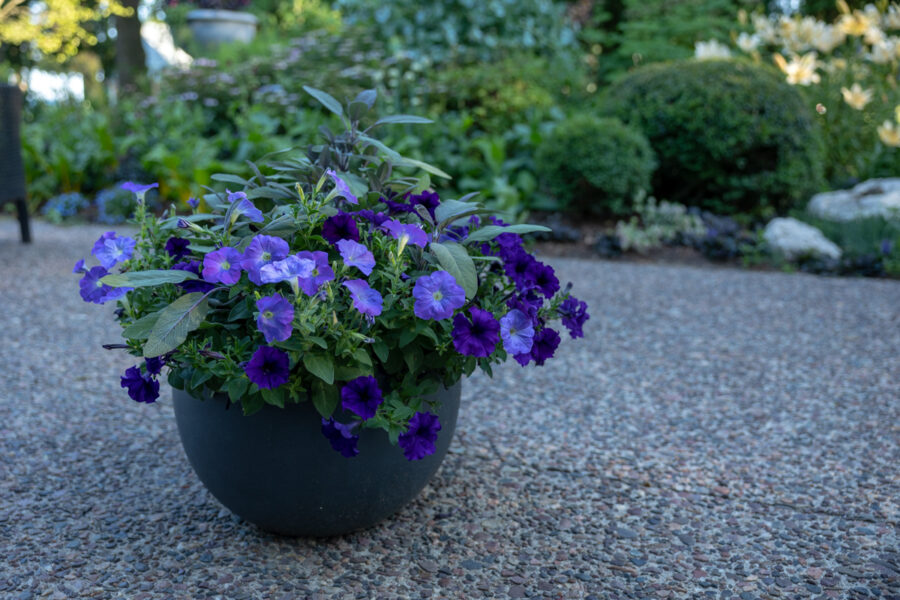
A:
[773,52,821,86]
[878,120,900,147]
[838,11,874,37]
[841,83,874,110]
[895,105,900,123]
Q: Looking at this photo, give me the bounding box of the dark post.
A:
[0,84,31,243]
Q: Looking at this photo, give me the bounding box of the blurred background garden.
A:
[2,0,899,277]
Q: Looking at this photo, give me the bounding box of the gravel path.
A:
[1,220,898,600]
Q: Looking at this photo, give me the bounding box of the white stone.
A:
[763,217,842,260]
[807,178,900,222]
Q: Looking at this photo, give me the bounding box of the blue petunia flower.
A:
[227,190,264,223]
[202,247,243,285]
[91,232,136,269]
[499,309,535,355]
[451,307,500,358]
[343,279,383,317]
[256,293,294,343]
[241,235,290,285]
[340,375,384,420]
[296,251,335,296]
[321,418,360,458]
[381,219,428,249]
[121,182,159,195]
[336,239,376,276]
[412,271,466,320]
[326,169,358,204]
[398,412,441,461]
[78,266,131,304]
[244,346,290,389]
[259,254,316,285]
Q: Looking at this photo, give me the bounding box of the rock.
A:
[807,178,900,222]
[763,218,842,260]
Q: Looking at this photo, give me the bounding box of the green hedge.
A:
[602,59,826,219]
[535,114,656,216]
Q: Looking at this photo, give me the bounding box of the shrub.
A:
[95,185,140,224]
[602,59,825,219]
[535,114,656,216]
[41,192,89,223]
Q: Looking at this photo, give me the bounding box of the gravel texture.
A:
[1,220,898,599]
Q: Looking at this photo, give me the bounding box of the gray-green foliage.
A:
[333,0,577,64]
[615,195,706,253]
[535,114,656,216]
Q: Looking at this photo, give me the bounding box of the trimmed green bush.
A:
[535,114,656,216]
[602,59,825,219]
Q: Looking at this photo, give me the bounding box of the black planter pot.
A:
[172,382,461,537]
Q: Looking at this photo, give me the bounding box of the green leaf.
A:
[372,340,389,363]
[226,378,249,403]
[403,345,424,374]
[358,134,402,161]
[429,242,478,298]
[303,86,344,119]
[255,215,300,238]
[303,353,334,384]
[210,173,250,186]
[143,292,211,358]
[352,348,372,367]
[373,115,433,127]
[261,387,285,408]
[311,380,338,418]
[464,224,552,244]
[393,157,451,179]
[241,394,265,416]
[101,269,198,288]
[334,364,371,381]
[122,311,162,340]
[227,300,251,322]
[435,199,481,224]
[354,89,377,108]
[190,369,213,391]
[307,336,329,350]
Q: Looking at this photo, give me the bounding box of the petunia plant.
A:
[74,87,589,462]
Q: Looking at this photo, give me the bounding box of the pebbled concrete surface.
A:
[1,220,898,599]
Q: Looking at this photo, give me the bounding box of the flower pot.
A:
[186,9,258,49]
[172,382,461,537]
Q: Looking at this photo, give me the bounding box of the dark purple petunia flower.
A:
[503,247,537,290]
[172,260,216,293]
[381,219,428,249]
[499,309,535,355]
[340,375,384,420]
[354,209,390,227]
[244,346,290,389]
[241,235,290,285]
[326,169,358,204]
[121,182,159,195]
[165,237,191,260]
[451,307,500,357]
[92,231,137,269]
[410,190,440,220]
[413,271,466,320]
[296,250,335,296]
[343,279,383,317]
[145,356,165,376]
[379,191,414,214]
[202,247,243,285]
[398,411,442,461]
[120,365,160,403]
[529,327,561,366]
[79,266,130,304]
[507,291,543,323]
[336,239,376,276]
[558,296,590,339]
[495,232,523,253]
[321,212,360,244]
[256,294,295,343]
[259,254,316,285]
[321,418,360,458]
[526,260,560,298]
[438,225,469,243]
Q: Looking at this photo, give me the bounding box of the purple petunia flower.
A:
[73,259,86,274]
[121,182,159,195]
[165,237,191,260]
[451,307,500,358]
[354,209,390,227]
[381,219,428,249]
[202,247,243,285]
[507,291,543,323]
[326,169,358,204]
[145,356,165,376]
[171,260,216,293]
[410,190,440,220]
[256,294,294,343]
[321,212,360,244]
[321,418,360,458]
[518,327,561,367]
[296,251,335,296]
[412,271,466,320]
[91,232,136,269]
[187,197,200,209]
[227,191,264,223]
[336,239,376,276]
[379,191,414,214]
[241,235,290,285]
[120,365,160,403]
[244,346,290,389]
[559,296,589,339]
[526,261,560,298]
[503,247,537,290]
[259,254,316,285]
[79,266,130,304]
[500,309,535,355]
[398,411,442,461]
[343,279,383,317]
[340,375,384,420]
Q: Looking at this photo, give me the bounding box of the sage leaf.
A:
[464,224,552,243]
[102,269,198,288]
[143,292,211,357]
[303,85,344,119]
[430,242,478,298]
[121,311,162,340]
[373,115,433,127]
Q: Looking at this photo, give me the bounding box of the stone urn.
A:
[187,9,258,48]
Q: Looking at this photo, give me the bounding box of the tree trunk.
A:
[115,0,145,96]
